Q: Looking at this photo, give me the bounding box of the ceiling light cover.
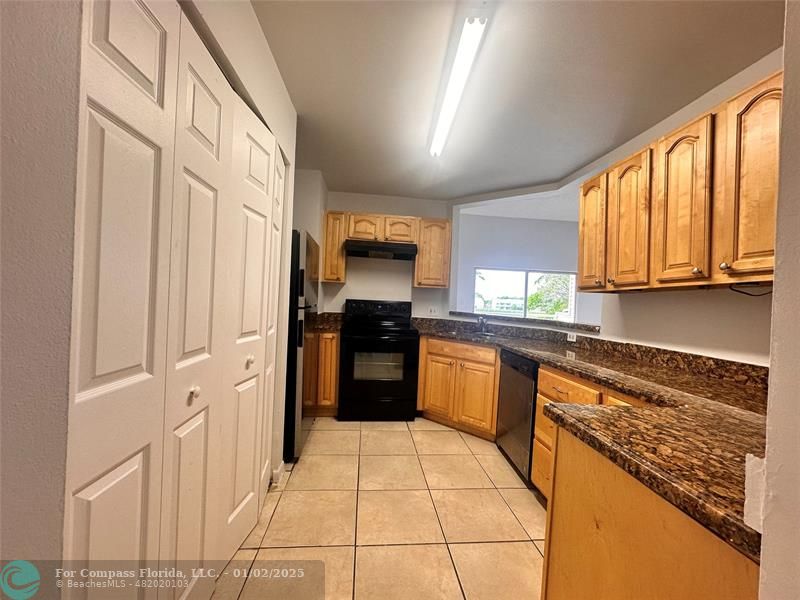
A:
[429,16,487,157]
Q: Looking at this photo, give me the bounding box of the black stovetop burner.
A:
[342,299,418,335]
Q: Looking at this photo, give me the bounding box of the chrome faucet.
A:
[477,315,488,334]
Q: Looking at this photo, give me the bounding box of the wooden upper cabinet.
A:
[415,219,452,287]
[577,173,607,290]
[322,211,347,282]
[607,150,651,287]
[653,115,713,283]
[716,73,782,277]
[384,216,419,243]
[348,213,384,240]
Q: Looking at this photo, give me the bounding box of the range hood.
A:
[344,239,418,261]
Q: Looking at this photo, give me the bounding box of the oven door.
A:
[338,333,419,421]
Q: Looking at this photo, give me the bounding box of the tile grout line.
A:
[351,428,361,600]
[412,430,468,600]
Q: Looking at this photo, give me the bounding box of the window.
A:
[474,268,577,323]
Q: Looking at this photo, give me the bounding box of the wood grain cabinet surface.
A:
[347,213,384,241]
[577,173,608,290]
[384,216,419,243]
[414,218,452,288]
[606,149,651,288]
[713,73,782,280]
[322,211,347,282]
[576,72,781,293]
[419,337,498,438]
[653,114,714,284]
[542,430,758,600]
[317,332,339,408]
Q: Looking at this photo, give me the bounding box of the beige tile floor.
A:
[213,417,546,600]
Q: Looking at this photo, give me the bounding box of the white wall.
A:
[760,2,800,596]
[321,192,451,316]
[293,169,328,244]
[455,214,603,325]
[1,0,82,561]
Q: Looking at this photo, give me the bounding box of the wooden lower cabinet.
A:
[316,332,339,411]
[302,332,319,408]
[419,337,498,437]
[542,429,758,600]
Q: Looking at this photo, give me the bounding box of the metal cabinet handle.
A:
[691,267,703,275]
[719,262,731,271]
[245,354,256,368]
[553,386,569,395]
[607,277,615,285]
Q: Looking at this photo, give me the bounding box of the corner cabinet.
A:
[576,71,781,293]
[577,174,608,290]
[418,337,498,438]
[414,219,452,288]
[323,211,347,282]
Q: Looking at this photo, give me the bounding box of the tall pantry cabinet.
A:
[62,2,290,597]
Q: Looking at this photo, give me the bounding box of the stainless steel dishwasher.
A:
[496,349,539,480]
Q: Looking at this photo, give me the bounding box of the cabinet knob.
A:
[719,262,731,271]
[595,279,603,286]
[245,354,256,368]
[460,362,465,367]
[449,360,454,366]
[188,386,201,403]
[691,267,703,275]
[607,278,615,285]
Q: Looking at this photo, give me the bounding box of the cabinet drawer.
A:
[531,437,553,498]
[427,338,496,365]
[534,394,555,449]
[539,368,600,405]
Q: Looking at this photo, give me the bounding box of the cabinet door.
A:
[719,73,782,276]
[385,216,419,243]
[607,150,651,287]
[323,211,347,282]
[577,173,608,290]
[318,333,339,407]
[531,437,553,499]
[303,332,319,407]
[454,359,496,433]
[348,213,384,240]
[423,354,457,419]
[534,394,555,450]
[415,219,452,287]
[653,115,713,282]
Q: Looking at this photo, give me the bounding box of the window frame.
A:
[473,266,578,323]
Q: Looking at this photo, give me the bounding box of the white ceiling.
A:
[253,1,784,200]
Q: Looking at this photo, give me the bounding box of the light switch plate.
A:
[566,350,576,360]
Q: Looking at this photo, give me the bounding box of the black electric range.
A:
[337,299,419,421]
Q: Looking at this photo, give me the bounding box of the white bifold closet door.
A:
[213,96,277,560]
[158,13,234,600]
[261,137,287,504]
[63,0,180,595]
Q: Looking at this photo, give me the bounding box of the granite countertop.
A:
[416,325,766,562]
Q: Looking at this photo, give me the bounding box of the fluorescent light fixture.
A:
[429,16,487,157]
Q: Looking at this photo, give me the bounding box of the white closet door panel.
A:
[260,153,286,502]
[214,96,276,560]
[160,14,233,598]
[65,1,180,586]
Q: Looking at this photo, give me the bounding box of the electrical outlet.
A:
[567,332,577,342]
[427,306,440,316]
[566,350,576,360]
